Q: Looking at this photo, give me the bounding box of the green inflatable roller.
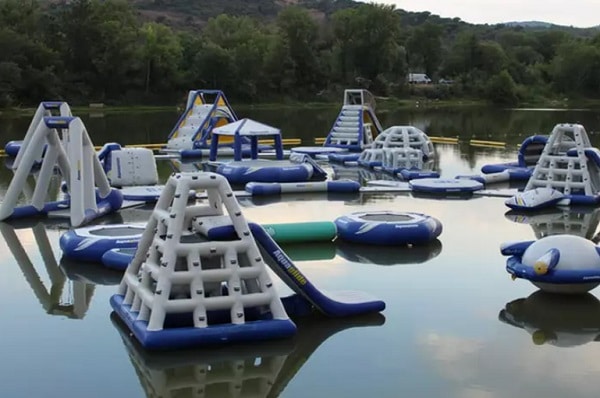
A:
[263,221,337,244]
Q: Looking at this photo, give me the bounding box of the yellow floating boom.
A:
[258,138,301,146]
[469,139,506,148]
[430,136,459,144]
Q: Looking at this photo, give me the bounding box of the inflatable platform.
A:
[110,172,385,349]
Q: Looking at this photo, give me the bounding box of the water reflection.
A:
[330,164,391,184]
[505,208,600,239]
[242,192,362,208]
[0,222,95,319]
[336,239,442,266]
[278,239,442,266]
[499,291,600,347]
[5,106,600,149]
[278,242,336,263]
[112,311,385,398]
[60,256,123,286]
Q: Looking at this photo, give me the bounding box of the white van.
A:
[408,73,432,84]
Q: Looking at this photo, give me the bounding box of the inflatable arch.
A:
[8,101,72,167]
[0,116,122,227]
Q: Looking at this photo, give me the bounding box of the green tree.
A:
[140,22,183,94]
[406,22,443,78]
[552,40,600,95]
[486,70,518,105]
[276,7,321,93]
[331,4,405,91]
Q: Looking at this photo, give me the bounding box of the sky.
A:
[360,0,600,28]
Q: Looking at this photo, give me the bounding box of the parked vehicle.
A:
[407,73,432,84]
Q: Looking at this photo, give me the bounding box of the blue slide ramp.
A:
[249,223,385,317]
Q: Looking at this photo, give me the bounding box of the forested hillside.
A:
[2,0,600,108]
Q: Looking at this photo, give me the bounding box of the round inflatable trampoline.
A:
[409,178,483,194]
[60,223,144,263]
[101,247,137,270]
[334,211,442,246]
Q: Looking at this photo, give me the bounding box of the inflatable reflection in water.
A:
[243,190,362,207]
[499,291,600,347]
[336,239,442,265]
[0,221,96,319]
[111,310,385,398]
[60,256,123,286]
[501,235,600,294]
[505,207,600,240]
[276,240,442,266]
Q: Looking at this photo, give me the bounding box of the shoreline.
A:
[0,97,598,117]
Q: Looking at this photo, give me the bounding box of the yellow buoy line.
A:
[429,136,459,144]
[259,138,302,145]
[469,139,507,148]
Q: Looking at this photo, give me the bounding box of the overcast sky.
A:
[360,0,600,28]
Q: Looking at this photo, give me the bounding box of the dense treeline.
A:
[2,0,600,108]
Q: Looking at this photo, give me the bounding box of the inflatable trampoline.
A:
[60,223,145,263]
[334,211,442,246]
[101,247,137,270]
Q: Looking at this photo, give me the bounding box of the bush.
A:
[485,70,518,105]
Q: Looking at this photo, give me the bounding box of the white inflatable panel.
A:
[108,148,158,187]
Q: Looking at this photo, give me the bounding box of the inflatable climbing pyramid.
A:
[111,172,296,349]
[525,123,600,203]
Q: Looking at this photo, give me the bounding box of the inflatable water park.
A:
[5,89,600,359]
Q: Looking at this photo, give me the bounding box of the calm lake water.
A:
[2,105,600,398]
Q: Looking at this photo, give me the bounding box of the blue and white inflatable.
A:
[216,153,327,185]
[60,223,145,263]
[481,135,547,177]
[245,180,360,196]
[335,211,442,246]
[501,235,600,294]
[410,178,483,194]
[505,188,564,211]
